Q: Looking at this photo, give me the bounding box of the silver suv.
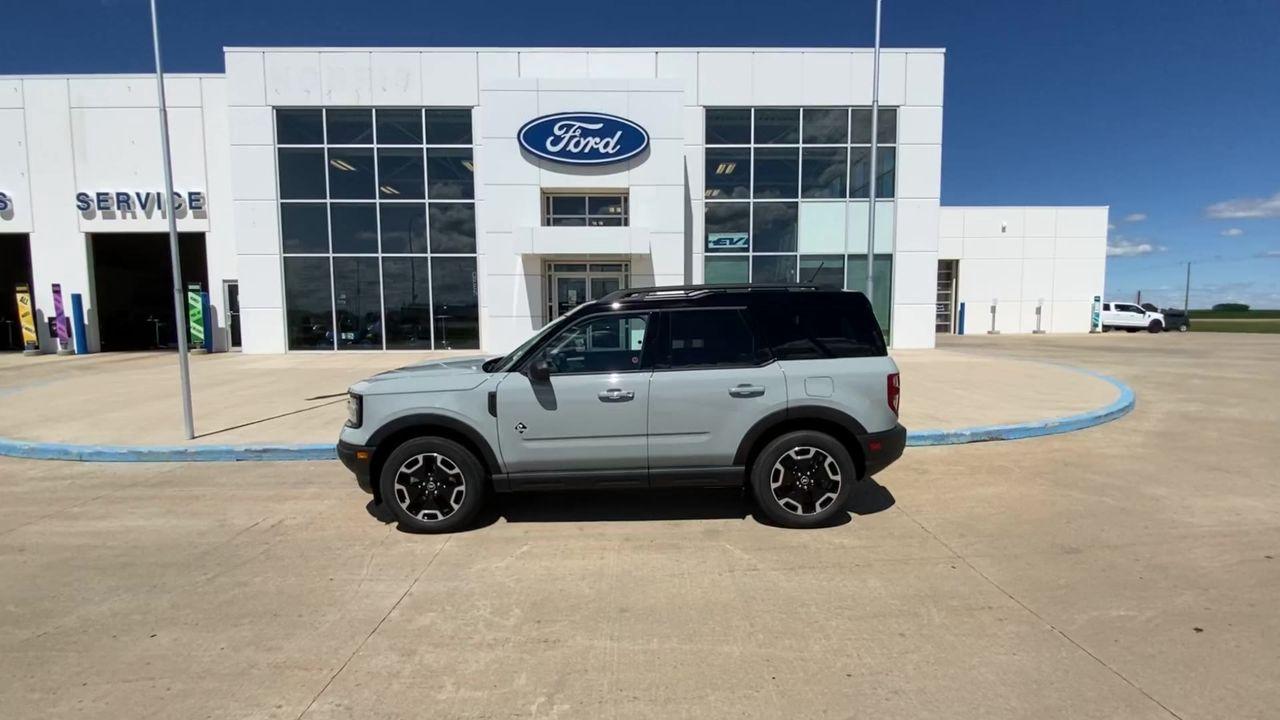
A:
[338,285,906,532]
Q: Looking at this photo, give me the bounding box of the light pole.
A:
[1183,262,1191,312]
[864,0,883,316]
[150,0,195,440]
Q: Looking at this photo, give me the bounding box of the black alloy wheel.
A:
[751,430,856,528]
[379,436,485,533]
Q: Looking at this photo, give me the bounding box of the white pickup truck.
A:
[1101,302,1165,333]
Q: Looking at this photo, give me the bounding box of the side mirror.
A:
[528,355,552,383]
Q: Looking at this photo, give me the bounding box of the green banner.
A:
[187,284,204,347]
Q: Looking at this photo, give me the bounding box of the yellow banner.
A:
[16,284,37,348]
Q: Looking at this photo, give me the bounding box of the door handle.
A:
[598,388,635,402]
[729,384,766,398]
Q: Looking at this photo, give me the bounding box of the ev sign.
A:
[706,233,749,252]
[518,112,649,165]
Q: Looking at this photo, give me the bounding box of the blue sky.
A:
[5,0,1278,308]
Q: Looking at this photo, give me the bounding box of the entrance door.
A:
[546,262,628,322]
[935,260,958,334]
[224,281,241,349]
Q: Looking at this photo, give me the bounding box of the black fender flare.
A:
[733,405,870,467]
[367,413,502,475]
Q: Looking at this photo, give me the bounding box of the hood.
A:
[349,355,498,395]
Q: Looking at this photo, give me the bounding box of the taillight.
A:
[887,372,900,416]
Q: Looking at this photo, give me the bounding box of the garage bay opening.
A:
[90,233,208,351]
[0,234,35,351]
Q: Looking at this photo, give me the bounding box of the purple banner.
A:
[52,283,69,345]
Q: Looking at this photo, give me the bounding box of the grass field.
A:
[1189,309,1280,320]
[1190,319,1280,334]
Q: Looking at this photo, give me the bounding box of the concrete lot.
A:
[1,332,1277,719]
[0,346,1118,445]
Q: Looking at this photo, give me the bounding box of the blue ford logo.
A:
[518,112,649,166]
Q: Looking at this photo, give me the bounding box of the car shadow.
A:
[366,477,895,532]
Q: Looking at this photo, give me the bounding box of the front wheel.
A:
[750,430,856,529]
[1148,320,1163,333]
[379,436,486,533]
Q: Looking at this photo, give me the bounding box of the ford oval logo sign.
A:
[518,112,649,166]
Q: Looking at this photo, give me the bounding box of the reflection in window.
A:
[283,257,333,350]
[281,203,329,253]
[542,194,628,227]
[752,255,797,284]
[429,203,477,253]
[544,314,648,374]
[327,148,376,199]
[278,148,327,200]
[705,147,750,199]
[705,202,750,253]
[849,147,896,199]
[801,147,847,198]
[752,147,799,199]
[383,258,433,349]
[379,204,428,254]
[802,108,848,144]
[847,254,893,332]
[430,257,479,349]
[329,203,378,254]
[326,109,374,144]
[705,108,751,144]
[799,255,844,289]
[752,202,798,253]
[425,109,473,145]
[376,109,423,144]
[754,108,799,144]
[276,109,324,145]
[333,257,382,350]
[704,256,749,284]
[664,310,759,368]
[426,148,474,199]
[377,148,425,199]
[852,108,897,144]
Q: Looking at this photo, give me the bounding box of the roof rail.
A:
[598,284,820,303]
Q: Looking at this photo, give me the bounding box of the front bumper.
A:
[858,423,907,478]
[337,440,375,494]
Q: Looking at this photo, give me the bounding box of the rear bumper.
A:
[859,423,907,478]
[337,440,375,494]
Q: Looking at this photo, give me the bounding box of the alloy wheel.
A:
[393,453,466,522]
[770,446,842,516]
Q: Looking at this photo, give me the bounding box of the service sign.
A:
[518,112,649,166]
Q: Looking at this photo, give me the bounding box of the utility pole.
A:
[1183,262,1191,312]
[150,0,195,439]
[864,0,883,313]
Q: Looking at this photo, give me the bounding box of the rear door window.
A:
[658,309,766,369]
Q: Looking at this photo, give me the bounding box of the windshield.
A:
[489,314,570,373]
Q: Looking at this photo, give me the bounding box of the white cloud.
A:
[1107,237,1160,257]
[1205,190,1280,219]
[1107,223,1116,231]
[1258,250,1280,258]
[1220,228,1245,237]
[1122,212,1147,222]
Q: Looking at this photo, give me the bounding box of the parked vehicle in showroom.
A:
[1101,301,1165,333]
[338,285,906,532]
[1142,303,1190,332]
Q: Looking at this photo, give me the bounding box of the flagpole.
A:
[865,0,883,318]
[149,0,195,439]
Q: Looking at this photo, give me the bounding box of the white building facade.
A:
[0,47,1107,356]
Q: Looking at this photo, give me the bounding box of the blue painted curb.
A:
[0,365,1134,463]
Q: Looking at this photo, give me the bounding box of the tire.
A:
[379,436,486,533]
[1102,326,1112,333]
[1148,320,1163,333]
[750,430,856,529]
[1178,324,1188,332]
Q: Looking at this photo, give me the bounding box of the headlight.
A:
[345,393,363,428]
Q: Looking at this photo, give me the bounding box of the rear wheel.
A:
[750,430,855,529]
[1148,320,1163,333]
[1178,323,1189,332]
[379,436,485,533]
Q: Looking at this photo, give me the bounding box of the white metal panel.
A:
[751,52,804,105]
[1052,258,1105,299]
[476,138,539,187]
[70,107,206,192]
[888,304,935,349]
[891,251,937,305]
[1049,301,1093,333]
[697,52,753,105]
[520,52,589,79]
[237,254,283,309]
[629,185,685,233]
[1023,236,1055,258]
[876,52,907,106]
[224,52,266,107]
[233,200,279,255]
[1020,258,1055,303]
[938,234,962,259]
[238,307,287,353]
[683,106,703,145]
[894,198,939,253]
[628,139,684,186]
[228,106,274,146]
[0,80,23,109]
[477,52,519,89]
[530,225,635,254]
[894,144,942,199]
[68,77,202,108]
[648,231,684,274]
[588,52,656,79]
[199,77,237,350]
[801,53,854,105]
[320,52,372,105]
[0,108,32,232]
[422,52,479,105]
[625,88,683,139]
[939,207,964,237]
[897,106,943,145]
[230,145,278,201]
[905,53,945,106]
[264,52,322,106]
[480,270,540,318]
[478,185,540,233]
[656,52,698,105]
[849,53,874,105]
[684,146,705,200]
[478,90,537,139]
[1024,207,1056,236]
[1055,206,1108,237]
[538,157,629,189]
[962,236,1023,260]
[537,90,626,116]
[1055,234,1107,259]
[371,52,423,105]
[962,207,1023,239]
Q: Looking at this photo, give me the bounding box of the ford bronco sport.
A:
[338,285,906,531]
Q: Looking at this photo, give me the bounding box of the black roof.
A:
[569,284,870,316]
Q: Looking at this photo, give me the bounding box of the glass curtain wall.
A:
[704,107,896,334]
[277,108,478,350]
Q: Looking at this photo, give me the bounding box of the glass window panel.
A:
[281,203,329,254]
[705,147,750,199]
[278,148,327,200]
[326,109,374,144]
[542,314,648,374]
[587,216,624,227]
[663,310,761,368]
[552,263,588,272]
[849,147,895,199]
[752,255,797,284]
[329,203,378,254]
[705,202,750,253]
[752,201,798,252]
[378,204,428,254]
[802,108,848,144]
[801,147,847,198]
[428,202,476,254]
[327,148,376,199]
[589,264,625,273]
[754,108,799,144]
[588,195,626,217]
[283,256,333,350]
[799,255,844,290]
[798,202,846,254]
[852,108,898,144]
[431,257,479,349]
[375,109,423,144]
[424,109,473,145]
[425,148,475,199]
[377,148,425,199]
[333,256,382,350]
[382,257,433,349]
[752,147,799,199]
[276,109,324,145]
[876,147,896,198]
[550,216,587,227]
[704,256,749,285]
[550,196,586,215]
[705,108,751,144]
[846,254,893,333]
[846,202,895,254]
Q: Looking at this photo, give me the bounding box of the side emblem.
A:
[514,422,527,435]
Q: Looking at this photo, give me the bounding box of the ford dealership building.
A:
[0,47,1108,354]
